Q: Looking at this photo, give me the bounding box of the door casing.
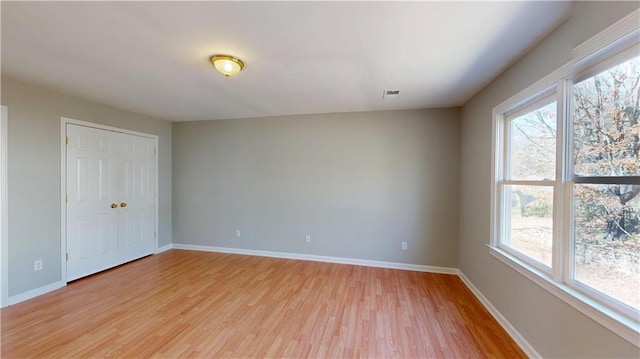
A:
[1,105,8,307]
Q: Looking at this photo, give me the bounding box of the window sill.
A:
[488,245,640,347]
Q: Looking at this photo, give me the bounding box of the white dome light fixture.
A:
[210,54,244,78]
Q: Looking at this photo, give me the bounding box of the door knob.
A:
[120,202,127,208]
[110,203,118,209]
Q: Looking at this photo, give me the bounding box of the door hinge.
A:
[66,253,69,261]
[66,194,68,203]
[65,136,69,145]
[154,148,157,155]
[154,232,157,238]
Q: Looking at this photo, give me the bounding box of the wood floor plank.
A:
[1,250,527,358]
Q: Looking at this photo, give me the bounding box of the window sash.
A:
[567,48,640,319]
[504,95,557,182]
[497,182,555,274]
[498,92,561,273]
[566,178,640,321]
[566,47,640,320]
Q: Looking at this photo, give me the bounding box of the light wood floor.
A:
[1,250,526,358]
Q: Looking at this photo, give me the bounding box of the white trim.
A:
[0,106,8,308]
[494,63,571,115]
[7,281,65,306]
[497,243,552,275]
[500,180,555,186]
[554,79,569,284]
[457,271,541,359]
[574,43,639,84]
[489,246,640,347]
[60,119,67,283]
[573,9,640,70]
[155,244,172,254]
[504,92,556,120]
[62,117,157,140]
[171,243,459,274]
[154,134,159,258]
[60,117,160,284]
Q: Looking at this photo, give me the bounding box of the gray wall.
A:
[1,77,172,297]
[173,109,460,267]
[459,2,640,358]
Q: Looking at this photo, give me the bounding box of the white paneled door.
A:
[66,124,156,281]
[117,132,156,264]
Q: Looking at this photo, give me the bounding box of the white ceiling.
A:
[1,1,572,122]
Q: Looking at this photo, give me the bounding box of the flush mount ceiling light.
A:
[210,55,244,78]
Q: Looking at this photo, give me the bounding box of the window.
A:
[498,97,557,270]
[571,54,640,316]
[491,11,639,345]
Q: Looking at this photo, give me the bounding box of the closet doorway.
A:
[62,119,157,282]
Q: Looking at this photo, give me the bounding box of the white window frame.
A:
[496,92,560,276]
[490,10,640,347]
[567,45,640,322]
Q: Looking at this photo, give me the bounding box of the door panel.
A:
[98,159,110,200]
[76,156,89,201]
[118,133,155,263]
[66,125,119,281]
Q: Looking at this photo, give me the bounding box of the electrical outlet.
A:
[235,229,241,238]
[401,242,407,250]
[34,259,43,271]
[305,235,311,243]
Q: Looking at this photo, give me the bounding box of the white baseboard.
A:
[171,243,459,274]
[8,281,66,306]
[457,271,541,359]
[155,244,172,254]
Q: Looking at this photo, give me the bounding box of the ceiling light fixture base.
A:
[210,54,245,78]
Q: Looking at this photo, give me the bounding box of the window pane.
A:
[574,55,640,177]
[509,102,557,180]
[574,184,640,311]
[504,185,554,267]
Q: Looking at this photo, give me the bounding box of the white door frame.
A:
[1,105,8,307]
[60,117,158,283]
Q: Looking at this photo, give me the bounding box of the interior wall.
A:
[173,109,461,267]
[1,76,172,297]
[459,2,640,357]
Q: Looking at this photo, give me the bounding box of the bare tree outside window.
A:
[573,55,640,310]
[505,102,556,267]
